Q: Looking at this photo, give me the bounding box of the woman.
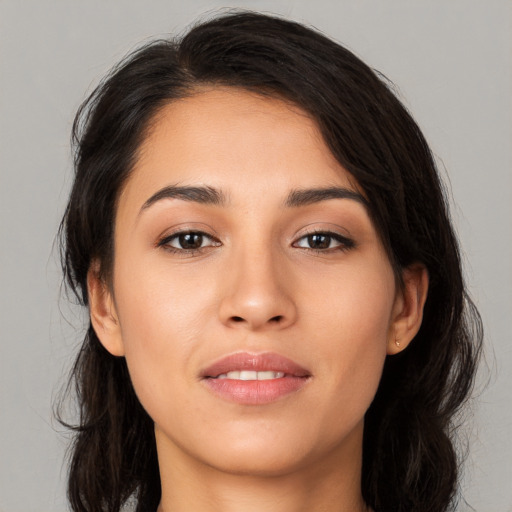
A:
[59,11,482,512]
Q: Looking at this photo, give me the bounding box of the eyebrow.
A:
[139,184,367,215]
[285,187,367,207]
[140,185,227,213]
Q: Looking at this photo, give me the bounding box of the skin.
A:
[88,88,428,512]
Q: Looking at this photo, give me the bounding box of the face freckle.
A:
[96,87,404,480]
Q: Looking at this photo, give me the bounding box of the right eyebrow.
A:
[139,185,227,215]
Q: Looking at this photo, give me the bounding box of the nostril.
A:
[270,315,283,323]
[231,316,245,323]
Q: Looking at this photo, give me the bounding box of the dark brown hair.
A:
[59,11,482,512]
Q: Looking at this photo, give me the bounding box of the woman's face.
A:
[91,88,414,477]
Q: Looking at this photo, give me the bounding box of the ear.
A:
[87,261,125,356]
[387,263,429,355]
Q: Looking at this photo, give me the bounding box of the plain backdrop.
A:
[0,1,510,510]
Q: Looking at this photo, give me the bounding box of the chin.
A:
[202,444,311,478]
[183,420,361,478]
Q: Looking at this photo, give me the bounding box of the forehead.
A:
[119,87,361,212]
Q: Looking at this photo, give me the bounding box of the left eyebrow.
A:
[285,187,368,207]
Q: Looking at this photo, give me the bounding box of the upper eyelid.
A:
[159,231,219,243]
[293,226,353,241]
[157,225,220,243]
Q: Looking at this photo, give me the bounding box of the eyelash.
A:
[157,229,355,256]
[157,230,221,255]
[292,230,355,253]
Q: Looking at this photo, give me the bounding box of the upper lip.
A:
[200,352,310,378]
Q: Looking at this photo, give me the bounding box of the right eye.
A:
[158,231,220,253]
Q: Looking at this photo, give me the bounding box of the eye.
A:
[293,232,355,252]
[158,231,220,253]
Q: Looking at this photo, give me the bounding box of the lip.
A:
[200,352,311,405]
[201,352,310,378]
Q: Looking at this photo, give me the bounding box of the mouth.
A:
[200,352,311,405]
[215,370,286,380]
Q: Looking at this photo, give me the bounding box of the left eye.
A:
[294,233,353,251]
[159,231,218,251]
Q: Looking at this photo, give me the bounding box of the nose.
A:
[218,246,298,331]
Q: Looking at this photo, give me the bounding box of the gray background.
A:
[0,1,510,510]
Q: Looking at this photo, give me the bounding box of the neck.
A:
[155,424,370,512]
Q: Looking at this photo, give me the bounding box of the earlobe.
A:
[387,263,429,355]
[87,262,125,357]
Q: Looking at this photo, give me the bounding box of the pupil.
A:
[179,233,202,249]
[309,234,330,249]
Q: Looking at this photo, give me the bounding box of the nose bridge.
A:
[219,236,297,330]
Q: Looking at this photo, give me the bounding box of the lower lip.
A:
[202,376,309,405]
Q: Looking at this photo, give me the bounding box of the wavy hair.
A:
[59,11,482,512]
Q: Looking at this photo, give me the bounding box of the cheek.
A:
[111,263,213,411]
[115,256,216,343]
[308,258,395,346]
[305,261,395,416]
